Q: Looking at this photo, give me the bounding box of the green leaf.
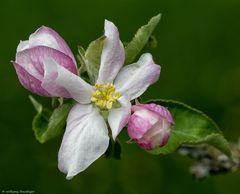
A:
[77,46,86,73]
[84,36,106,83]
[30,96,73,143]
[32,108,52,142]
[147,99,231,157]
[124,14,161,65]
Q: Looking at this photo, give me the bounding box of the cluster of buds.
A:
[178,143,240,180]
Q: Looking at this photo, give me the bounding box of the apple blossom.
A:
[13,20,160,179]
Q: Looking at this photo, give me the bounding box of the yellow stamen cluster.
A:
[91,83,121,110]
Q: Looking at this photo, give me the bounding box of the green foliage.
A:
[124,14,161,65]
[147,99,231,157]
[77,46,86,73]
[29,96,73,143]
[84,36,106,83]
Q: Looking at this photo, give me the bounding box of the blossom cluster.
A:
[12,20,173,179]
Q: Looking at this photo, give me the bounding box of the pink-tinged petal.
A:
[128,114,152,140]
[97,20,125,84]
[133,103,174,124]
[28,26,76,65]
[138,118,171,149]
[16,46,77,79]
[58,104,109,179]
[17,40,29,52]
[128,108,159,139]
[108,96,131,140]
[114,53,160,100]
[42,58,93,103]
[12,61,50,96]
[41,59,71,98]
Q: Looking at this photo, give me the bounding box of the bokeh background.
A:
[0,0,240,193]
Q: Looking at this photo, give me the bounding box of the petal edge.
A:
[97,20,125,84]
[114,53,160,100]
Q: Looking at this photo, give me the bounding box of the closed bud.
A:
[128,103,174,150]
[12,26,78,97]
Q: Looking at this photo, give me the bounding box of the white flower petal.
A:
[108,96,131,140]
[42,58,93,103]
[97,20,125,84]
[58,104,109,179]
[114,53,160,100]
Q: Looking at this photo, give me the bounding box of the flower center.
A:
[91,83,121,110]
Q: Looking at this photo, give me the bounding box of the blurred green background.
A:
[0,0,240,193]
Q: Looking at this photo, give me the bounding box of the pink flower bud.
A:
[12,26,78,96]
[128,103,174,150]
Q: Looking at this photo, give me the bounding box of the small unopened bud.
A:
[127,103,174,150]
